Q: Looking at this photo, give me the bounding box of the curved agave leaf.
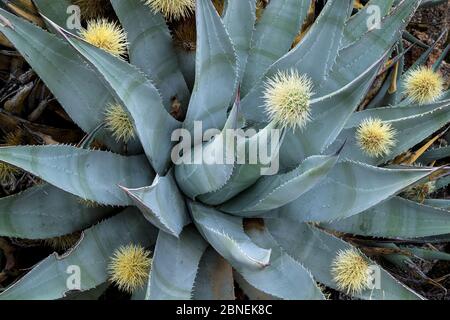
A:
[320,0,421,94]
[110,0,190,111]
[233,272,278,300]
[345,99,450,128]
[147,226,208,300]
[192,247,235,300]
[121,171,190,238]
[399,246,450,261]
[271,161,436,222]
[324,197,450,238]
[336,102,450,165]
[266,218,423,300]
[189,202,272,269]
[241,0,311,95]
[222,0,256,82]
[419,145,450,164]
[341,0,394,47]
[0,9,122,150]
[0,208,158,300]
[176,49,196,91]
[49,20,180,175]
[33,0,72,29]
[0,145,155,206]
[241,0,352,123]
[198,122,284,205]
[235,220,325,300]
[0,184,112,239]
[279,54,383,169]
[424,199,450,210]
[220,154,339,216]
[183,0,237,140]
[175,99,240,199]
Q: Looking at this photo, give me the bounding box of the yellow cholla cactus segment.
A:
[331,248,371,295]
[356,118,397,158]
[108,244,152,293]
[80,19,128,57]
[404,66,444,104]
[105,103,136,143]
[263,69,313,131]
[144,0,195,20]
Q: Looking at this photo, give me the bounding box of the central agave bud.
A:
[356,118,396,158]
[108,244,152,293]
[80,19,128,57]
[404,66,444,104]
[144,0,196,20]
[331,248,371,295]
[263,69,313,130]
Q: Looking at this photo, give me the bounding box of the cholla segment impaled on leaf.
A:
[80,19,128,58]
[356,118,397,158]
[144,0,196,20]
[263,69,313,130]
[331,248,371,295]
[108,244,151,293]
[404,66,444,104]
[104,103,136,143]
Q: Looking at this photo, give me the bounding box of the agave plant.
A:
[0,0,449,300]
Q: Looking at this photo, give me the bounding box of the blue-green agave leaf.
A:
[183,0,237,139]
[345,99,450,128]
[222,0,256,82]
[220,154,339,216]
[235,220,325,300]
[279,53,383,169]
[146,226,208,300]
[266,218,423,300]
[0,184,112,239]
[336,102,450,165]
[233,272,278,300]
[0,208,158,300]
[271,161,436,222]
[189,202,272,269]
[341,0,394,47]
[320,0,421,94]
[192,247,235,300]
[0,145,155,206]
[110,0,190,111]
[198,121,284,205]
[324,197,450,238]
[241,0,352,122]
[121,171,190,238]
[241,0,311,95]
[175,98,241,199]
[49,20,180,174]
[33,0,73,29]
[0,9,120,149]
[424,199,450,210]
